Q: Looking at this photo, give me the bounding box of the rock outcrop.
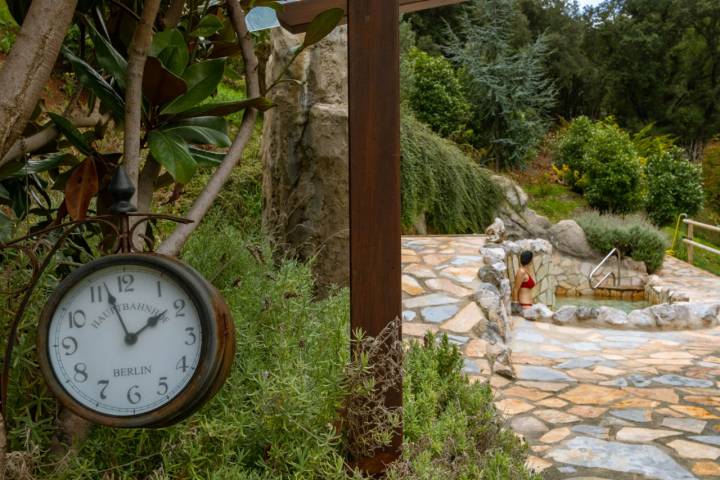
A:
[492,175,552,240]
[549,220,596,259]
[261,27,349,292]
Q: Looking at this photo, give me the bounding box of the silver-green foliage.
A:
[387,334,542,480]
[401,114,503,233]
[576,211,668,273]
[447,0,556,169]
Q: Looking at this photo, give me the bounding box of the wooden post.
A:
[688,222,694,265]
[348,0,402,471]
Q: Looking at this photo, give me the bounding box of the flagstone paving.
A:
[402,236,720,480]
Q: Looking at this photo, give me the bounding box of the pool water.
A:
[554,296,650,313]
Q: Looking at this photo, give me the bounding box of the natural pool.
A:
[554,296,650,314]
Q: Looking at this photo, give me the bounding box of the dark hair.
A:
[520,250,533,266]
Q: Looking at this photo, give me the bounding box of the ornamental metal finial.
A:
[109,166,137,214]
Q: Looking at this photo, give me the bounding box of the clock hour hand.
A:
[104,283,136,345]
[134,310,168,338]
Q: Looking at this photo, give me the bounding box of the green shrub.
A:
[387,334,541,480]
[2,217,537,479]
[406,48,471,139]
[554,117,645,214]
[554,116,595,189]
[401,114,503,233]
[581,121,643,214]
[576,211,668,273]
[632,123,676,162]
[645,147,704,226]
[703,141,720,212]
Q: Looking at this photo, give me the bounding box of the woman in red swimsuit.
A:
[512,250,535,314]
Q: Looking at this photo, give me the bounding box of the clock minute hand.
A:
[104,283,135,345]
[134,310,168,338]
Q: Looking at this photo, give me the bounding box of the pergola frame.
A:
[277,0,465,471]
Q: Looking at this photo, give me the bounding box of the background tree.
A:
[446,0,557,169]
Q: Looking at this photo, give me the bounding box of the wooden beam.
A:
[348,0,402,472]
[277,0,465,33]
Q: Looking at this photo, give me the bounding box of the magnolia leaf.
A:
[0,183,9,201]
[65,158,99,220]
[143,57,188,107]
[189,146,227,167]
[191,14,224,38]
[48,113,94,156]
[160,59,226,115]
[151,29,189,76]
[2,153,78,178]
[148,131,197,184]
[301,8,344,50]
[87,21,127,88]
[168,97,274,120]
[63,47,125,120]
[162,117,230,147]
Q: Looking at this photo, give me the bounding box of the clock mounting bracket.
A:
[0,166,193,424]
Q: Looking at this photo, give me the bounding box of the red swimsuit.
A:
[519,272,535,307]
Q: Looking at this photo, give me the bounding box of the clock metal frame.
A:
[37,253,234,428]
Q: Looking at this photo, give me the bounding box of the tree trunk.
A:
[124,0,162,204]
[0,0,79,160]
[158,0,260,256]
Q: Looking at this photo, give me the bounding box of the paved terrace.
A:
[402,235,720,480]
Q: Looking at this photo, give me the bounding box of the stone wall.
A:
[261,27,349,292]
[551,253,649,298]
[501,239,555,307]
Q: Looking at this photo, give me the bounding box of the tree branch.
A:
[0,113,107,167]
[158,0,260,256]
[123,0,161,204]
[163,0,186,29]
[0,0,80,160]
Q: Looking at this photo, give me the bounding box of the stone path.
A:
[402,236,720,480]
[653,256,720,303]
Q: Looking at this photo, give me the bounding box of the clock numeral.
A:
[68,310,86,329]
[127,385,141,405]
[176,355,189,373]
[90,285,103,303]
[157,280,162,298]
[117,274,135,293]
[184,327,197,346]
[74,363,88,383]
[61,336,78,356]
[157,377,169,396]
[97,380,109,400]
[174,299,186,318]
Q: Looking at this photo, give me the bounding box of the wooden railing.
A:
[684,218,720,265]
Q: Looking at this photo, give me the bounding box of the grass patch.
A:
[664,208,720,276]
[523,181,587,223]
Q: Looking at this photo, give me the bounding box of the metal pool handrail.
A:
[589,247,622,289]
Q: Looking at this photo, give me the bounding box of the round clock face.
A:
[46,262,203,417]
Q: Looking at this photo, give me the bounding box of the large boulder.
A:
[549,220,597,259]
[261,27,349,292]
[492,175,552,240]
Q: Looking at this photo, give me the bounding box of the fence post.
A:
[687,222,694,265]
